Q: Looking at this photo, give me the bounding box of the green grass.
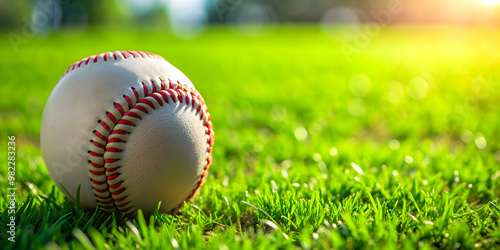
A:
[1,25,500,249]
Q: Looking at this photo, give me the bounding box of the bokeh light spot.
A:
[294,127,308,141]
[407,77,429,100]
[349,74,371,97]
[389,139,400,150]
[329,147,338,157]
[475,136,487,149]
[405,155,414,164]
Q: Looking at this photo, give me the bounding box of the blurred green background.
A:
[2,0,500,145]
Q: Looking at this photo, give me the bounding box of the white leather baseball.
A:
[41,51,214,214]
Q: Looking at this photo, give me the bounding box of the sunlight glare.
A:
[481,0,500,5]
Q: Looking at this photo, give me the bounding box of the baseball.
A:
[41,51,214,214]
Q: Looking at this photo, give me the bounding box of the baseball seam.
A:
[89,79,213,214]
[63,51,214,214]
[63,50,162,77]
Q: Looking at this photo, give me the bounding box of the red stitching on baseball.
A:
[167,90,177,102]
[92,179,106,185]
[92,140,105,148]
[95,187,107,192]
[94,131,107,141]
[90,162,103,168]
[99,120,112,133]
[139,98,155,108]
[118,120,135,126]
[109,182,121,189]
[91,170,105,175]
[90,152,103,157]
[134,105,148,114]
[142,83,149,96]
[114,102,125,115]
[132,87,140,101]
[107,173,120,180]
[151,80,157,92]
[112,188,125,195]
[117,201,129,207]
[67,51,213,214]
[115,196,127,202]
[62,51,167,78]
[107,112,118,124]
[175,90,183,103]
[97,83,212,214]
[106,166,119,172]
[124,95,133,108]
[123,111,141,119]
[159,91,170,103]
[112,130,129,135]
[151,94,163,106]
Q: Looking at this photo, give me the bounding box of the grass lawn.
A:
[0,25,499,249]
